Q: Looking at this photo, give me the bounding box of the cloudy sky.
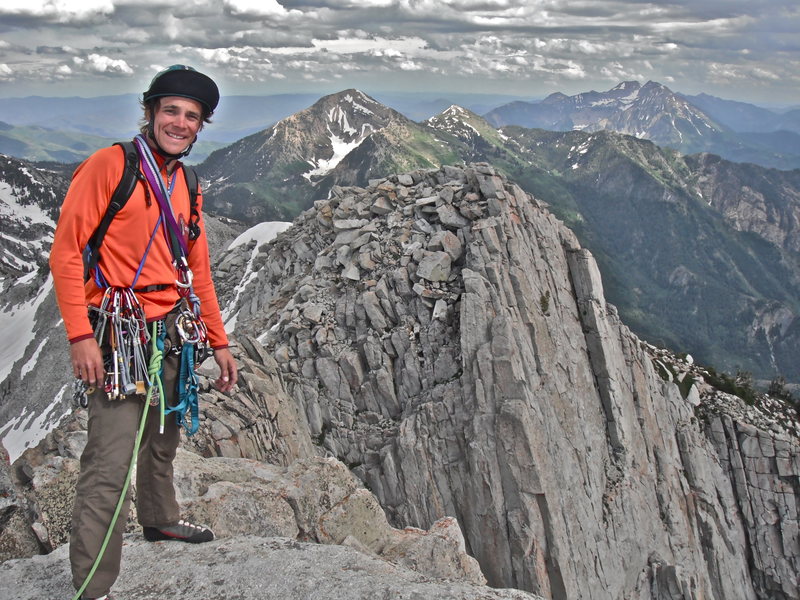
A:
[1,0,798,106]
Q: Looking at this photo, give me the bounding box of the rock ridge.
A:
[215,162,798,599]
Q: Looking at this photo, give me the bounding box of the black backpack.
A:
[81,140,201,282]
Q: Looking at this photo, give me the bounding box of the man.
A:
[50,65,238,600]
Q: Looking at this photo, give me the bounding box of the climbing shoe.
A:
[143,519,214,544]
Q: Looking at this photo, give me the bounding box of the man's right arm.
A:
[50,147,123,378]
[70,338,105,386]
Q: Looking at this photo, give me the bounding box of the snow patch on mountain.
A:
[20,336,48,379]
[0,275,52,382]
[0,178,56,274]
[328,105,357,135]
[223,221,293,330]
[303,123,374,181]
[425,105,483,141]
[0,383,69,462]
[0,181,55,226]
[228,221,292,252]
[343,90,379,115]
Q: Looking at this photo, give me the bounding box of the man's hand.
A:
[70,338,105,387]
[212,347,238,393]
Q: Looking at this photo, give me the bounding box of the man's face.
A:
[151,96,203,156]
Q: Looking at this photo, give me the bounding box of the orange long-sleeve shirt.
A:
[50,144,229,348]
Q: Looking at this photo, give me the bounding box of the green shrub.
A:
[704,367,757,405]
[540,290,551,315]
[768,376,797,406]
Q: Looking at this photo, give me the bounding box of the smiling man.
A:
[49,65,237,600]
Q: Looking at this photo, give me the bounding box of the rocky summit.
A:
[2,163,798,599]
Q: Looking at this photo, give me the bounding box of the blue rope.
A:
[164,342,200,435]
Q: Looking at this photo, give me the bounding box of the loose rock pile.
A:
[649,344,800,437]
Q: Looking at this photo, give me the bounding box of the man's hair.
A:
[138,97,213,137]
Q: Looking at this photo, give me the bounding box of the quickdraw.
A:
[163,297,208,435]
[89,287,152,401]
[72,379,90,409]
[176,299,207,344]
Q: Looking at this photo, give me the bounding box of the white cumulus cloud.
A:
[2,0,114,21]
[0,0,796,104]
[223,0,296,17]
[74,53,135,75]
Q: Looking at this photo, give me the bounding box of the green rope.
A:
[146,322,165,433]
[72,321,162,600]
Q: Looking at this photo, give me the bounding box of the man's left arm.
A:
[212,347,237,393]
[185,180,238,391]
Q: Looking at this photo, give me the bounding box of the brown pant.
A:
[70,318,182,598]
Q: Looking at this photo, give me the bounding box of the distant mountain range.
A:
[2,82,798,169]
[198,89,800,384]
[0,91,530,149]
[0,121,114,164]
[681,92,800,133]
[484,81,800,169]
[0,120,225,165]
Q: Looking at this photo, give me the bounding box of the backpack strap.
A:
[183,165,201,241]
[82,141,144,282]
[81,141,202,282]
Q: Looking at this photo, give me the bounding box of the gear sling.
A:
[82,140,201,283]
[72,136,206,600]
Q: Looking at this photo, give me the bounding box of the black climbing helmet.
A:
[143,65,220,115]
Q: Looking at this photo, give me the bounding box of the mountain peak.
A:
[324,88,381,110]
[286,90,402,181]
[485,79,722,145]
[442,104,470,117]
[640,80,672,94]
[610,80,641,92]
[541,91,569,104]
[425,104,491,143]
[427,103,483,123]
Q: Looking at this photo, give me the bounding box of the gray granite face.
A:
[212,163,797,600]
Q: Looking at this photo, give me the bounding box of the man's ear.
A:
[146,98,160,120]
